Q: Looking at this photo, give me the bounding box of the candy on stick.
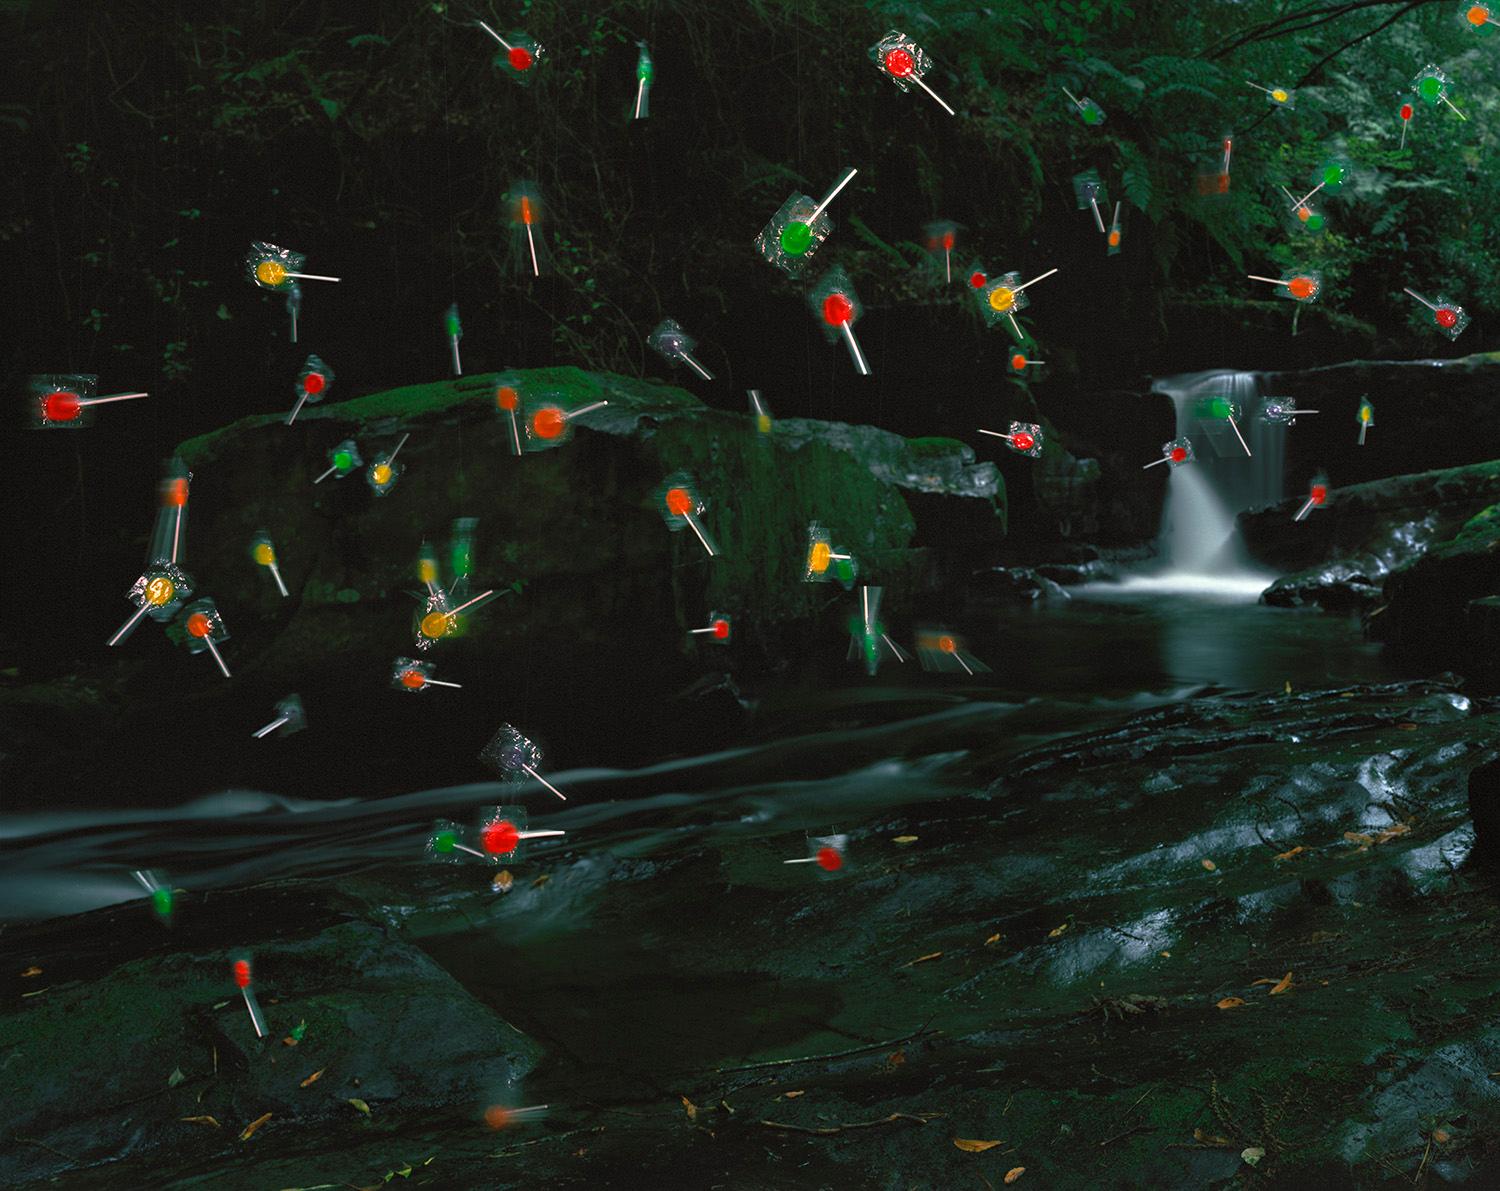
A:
[869,31,954,114]
[445,305,463,376]
[367,432,410,496]
[427,820,485,862]
[1072,169,1109,234]
[1060,85,1106,125]
[417,542,443,600]
[148,462,192,568]
[484,1104,551,1130]
[1412,64,1467,120]
[525,398,609,450]
[648,318,715,381]
[479,805,566,860]
[748,389,773,434]
[180,598,231,677]
[1295,476,1330,522]
[494,384,525,456]
[1247,270,1321,303]
[1142,436,1195,469]
[1398,98,1415,149]
[252,694,306,739]
[510,184,549,277]
[1465,3,1500,28]
[658,471,720,556]
[28,374,148,428]
[1281,186,1327,233]
[784,833,848,871]
[915,627,990,675]
[965,262,988,291]
[132,869,175,922]
[108,564,193,647]
[478,723,570,801]
[415,588,498,651]
[847,586,909,676]
[923,221,958,283]
[1006,349,1044,376]
[689,612,733,643]
[476,20,545,82]
[809,266,872,375]
[250,532,289,596]
[1248,80,1295,108]
[1357,397,1375,445]
[286,354,334,425]
[1106,202,1125,254]
[803,521,857,586]
[1260,396,1319,425]
[979,420,1043,458]
[754,167,858,275]
[313,439,362,484]
[978,267,1059,340]
[449,517,478,599]
[245,242,340,291]
[231,957,267,1038]
[634,41,653,119]
[1404,286,1470,339]
[392,657,462,692]
[285,282,302,343]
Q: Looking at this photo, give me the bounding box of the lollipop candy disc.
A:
[255,260,286,286]
[822,293,854,326]
[44,392,81,421]
[884,48,914,77]
[988,287,1015,312]
[665,487,694,516]
[532,408,566,439]
[780,222,813,255]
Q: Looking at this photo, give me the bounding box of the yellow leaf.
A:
[1343,831,1373,846]
[985,933,1002,946]
[1374,823,1411,845]
[1193,1127,1230,1146]
[1005,1168,1026,1185]
[1251,977,1278,987]
[782,1090,805,1099]
[281,1035,299,1047]
[1047,923,1069,938]
[893,835,919,845]
[181,1115,220,1127]
[1274,846,1305,861]
[1395,722,1418,730]
[1269,972,1293,996]
[492,870,514,893]
[238,1112,272,1141]
[21,966,42,978]
[300,1068,325,1088]
[1216,997,1246,1010]
[1434,1128,1451,1143]
[348,1098,371,1115]
[531,873,551,889]
[680,1095,697,1121]
[952,1137,1004,1152]
[1160,951,1171,958]
[1201,859,1216,871]
[904,951,943,967]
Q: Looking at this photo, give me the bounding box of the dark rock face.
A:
[1261,562,1384,611]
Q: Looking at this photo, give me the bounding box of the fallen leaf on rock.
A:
[300,1068,325,1088]
[1274,846,1305,862]
[904,952,943,967]
[680,1095,698,1121]
[952,1137,1004,1152]
[1005,1168,1026,1185]
[1048,923,1069,939]
[1201,859,1217,871]
[1374,823,1411,844]
[492,870,513,893]
[531,874,551,889]
[893,835,919,845]
[180,1115,220,1127]
[167,1067,186,1087]
[1242,1145,1265,1165]
[985,933,1002,946]
[238,1112,272,1141]
[1216,997,1246,1010]
[1193,1127,1230,1145]
[1343,831,1373,849]
[348,1098,371,1115]
[1434,1128,1451,1143]
[1395,722,1418,731]
[1269,972,1294,996]
[21,966,41,978]
[781,1090,805,1099]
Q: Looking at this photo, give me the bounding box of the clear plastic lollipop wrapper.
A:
[367,432,410,496]
[1357,397,1375,446]
[847,586,909,677]
[1143,436,1195,470]
[132,868,175,923]
[477,21,545,83]
[392,656,463,693]
[784,833,848,873]
[754,166,858,275]
[978,267,1058,339]
[250,532,289,597]
[1247,79,1295,109]
[245,241,340,291]
[1071,169,1109,234]
[449,517,479,600]
[286,354,334,425]
[427,820,485,863]
[285,282,302,342]
[414,587,498,651]
[633,41,653,119]
[510,184,550,277]
[313,439,362,484]
[149,461,193,567]
[478,723,570,801]
[868,30,954,114]
[1404,287,1470,340]
[748,389,773,434]
[1260,396,1319,426]
[1195,136,1233,196]
[108,563,193,647]
[979,420,1043,458]
[1295,476,1330,522]
[416,542,443,600]
[1464,3,1500,30]
[1060,85,1105,125]
[658,472,720,557]
[1282,185,1328,234]
[231,956,267,1039]
[1412,64,1466,120]
[1247,270,1321,304]
[802,521,857,587]
[1196,393,1252,457]
[444,305,463,376]
[253,693,306,739]
[648,317,715,381]
[29,373,147,428]
[915,627,990,675]
[525,397,609,451]
[923,221,958,284]
[964,262,989,293]
[478,805,566,861]
[809,266,871,376]
[689,611,733,644]
[1106,202,1125,255]
[494,382,525,456]
[484,1103,552,1131]
[180,598,232,678]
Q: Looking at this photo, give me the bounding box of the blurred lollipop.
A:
[108,563,193,647]
[868,30,954,114]
[1295,476,1330,522]
[525,398,609,450]
[478,805,566,860]
[313,439,362,484]
[131,869,175,922]
[1247,79,1295,108]
[648,317,715,381]
[252,693,306,739]
[250,532,289,596]
[427,821,487,862]
[510,184,549,277]
[29,373,148,428]
[1142,437,1195,469]
[979,420,1043,457]
[748,389,773,434]
[444,305,463,376]
[1060,84,1106,125]
[1357,397,1375,446]
[923,221,958,283]
[915,627,990,675]
[689,611,733,644]
[494,383,525,456]
[231,956,267,1039]
[809,266,871,375]
[180,598,231,677]
[392,657,463,693]
[478,723,570,801]
[484,1103,551,1130]
[477,20,545,82]
[1106,202,1125,254]
[802,521,856,585]
[367,432,410,496]
[150,462,192,567]
[245,242,340,291]
[784,834,848,871]
[848,586,909,676]
[634,41,653,119]
[1072,169,1109,234]
[1200,393,1251,457]
[285,282,302,343]
[286,354,334,425]
[658,472,719,557]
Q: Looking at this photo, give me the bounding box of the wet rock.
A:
[970,565,1072,602]
[1261,561,1384,610]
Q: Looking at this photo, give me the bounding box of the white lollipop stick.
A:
[1294,496,1317,521]
[522,763,568,801]
[108,603,152,647]
[683,511,719,556]
[680,351,715,381]
[1291,181,1325,208]
[171,506,184,565]
[1142,455,1171,469]
[1013,267,1059,294]
[241,986,266,1038]
[565,401,608,418]
[268,561,288,597]
[1359,421,1369,446]
[284,272,340,282]
[840,323,871,375]
[1227,416,1251,457]
[1247,275,1290,287]
[635,78,648,119]
[977,429,1018,441]
[423,678,464,689]
[506,409,523,455]
[387,432,410,466]
[252,716,288,739]
[1403,287,1438,311]
[525,222,540,277]
[1443,95,1467,120]
[79,392,149,407]
[912,74,955,115]
[807,167,859,225]
[313,464,338,484]
[451,336,462,376]
[476,20,514,50]
[203,637,231,678]
[1061,86,1082,108]
[285,392,310,426]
